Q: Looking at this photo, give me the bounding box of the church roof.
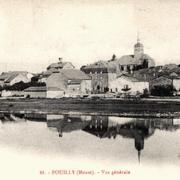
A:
[116,55,138,65]
[113,53,154,66]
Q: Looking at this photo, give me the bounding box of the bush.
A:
[141,88,149,98]
[3,81,46,91]
[151,85,174,96]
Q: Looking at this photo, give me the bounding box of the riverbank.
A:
[0,97,180,117]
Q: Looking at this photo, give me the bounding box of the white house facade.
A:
[109,74,149,95]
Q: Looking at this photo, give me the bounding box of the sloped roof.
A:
[4,73,19,83]
[116,55,137,65]
[68,79,82,85]
[117,74,147,82]
[82,53,155,73]
[61,69,91,80]
[47,87,64,91]
[47,62,63,69]
[0,72,10,80]
[47,62,74,70]
[0,71,29,82]
[115,53,154,66]
[81,60,117,73]
[24,86,47,92]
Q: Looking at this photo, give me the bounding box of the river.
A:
[0,112,180,167]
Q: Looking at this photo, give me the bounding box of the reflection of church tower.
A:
[134,35,144,59]
[134,134,144,164]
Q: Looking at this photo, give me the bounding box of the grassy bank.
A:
[0,98,180,117]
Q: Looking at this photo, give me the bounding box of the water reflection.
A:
[1,112,180,164]
[46,115,180,163]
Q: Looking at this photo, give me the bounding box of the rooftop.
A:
[117,74,148,82]
[61,69,91,80]
[0,71,30,82]
[24,86,47,92]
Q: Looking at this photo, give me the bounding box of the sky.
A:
[0,0,180,73]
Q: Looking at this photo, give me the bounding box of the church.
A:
[81,38,155,93]
[108,37,155,74]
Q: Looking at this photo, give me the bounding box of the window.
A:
[124,85,129,89]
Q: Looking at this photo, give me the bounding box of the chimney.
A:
[59,57,63,62]
[112,54,116,61]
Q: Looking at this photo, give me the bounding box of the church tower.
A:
[134,34,144,59]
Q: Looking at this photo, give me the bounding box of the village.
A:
[0,38,180,99]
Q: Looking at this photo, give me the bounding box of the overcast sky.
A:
[0,0,180,73]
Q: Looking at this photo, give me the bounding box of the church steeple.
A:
[134,33,144,58]
[137,31,140,43]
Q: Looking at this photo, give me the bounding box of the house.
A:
[1,90,24,97]
[81,61,117,93]
[109,74,149,95]
[38,58,75,83]
[173,77,180,95]
[24,86,47,98]
[46,69,92,98]
[81,38,155,93]
[0,71,33,87]
[47,57,75,71]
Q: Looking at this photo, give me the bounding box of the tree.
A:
[151,85,174,96]
[3,81,46,91]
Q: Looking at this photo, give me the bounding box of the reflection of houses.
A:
[46,69,92,98]
[47,114,90,137]
[116,120,155,162]
[0,113,26,123]
[2,112,180,163]
[39,58,75,83]
[0,71,33,87]
[83,116,110,138]
[82,116,180,163]
[0,113,47,123]
[109,74,149,94]
[23,113,47,122]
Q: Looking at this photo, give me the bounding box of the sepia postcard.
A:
[0,0,180,180]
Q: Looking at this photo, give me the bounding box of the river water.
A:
[0,112,180,167]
